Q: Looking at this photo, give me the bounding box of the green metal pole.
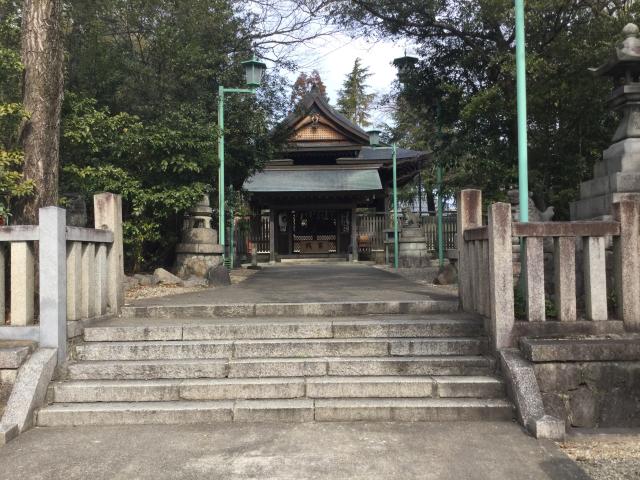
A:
[437,165,444,267]
[435,100,444,268]
[515,0,529,223]
[218,86,226,262]
[230,199,235,269]
[393,143,399,269]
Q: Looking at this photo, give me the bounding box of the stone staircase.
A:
[37,304,514,425]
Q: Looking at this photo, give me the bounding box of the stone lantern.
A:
[571,23,640,219]
[175,195,223,278]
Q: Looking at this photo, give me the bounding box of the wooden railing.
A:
[458,189,640,351]
[0,193,124,364]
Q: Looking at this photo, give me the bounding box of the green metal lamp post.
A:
[368,130,399,269]
[218,56,267,268]
[515,0,529,223]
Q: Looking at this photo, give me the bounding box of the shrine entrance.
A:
[274,208,352,257]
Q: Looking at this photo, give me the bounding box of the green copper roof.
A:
[244,168,382,193]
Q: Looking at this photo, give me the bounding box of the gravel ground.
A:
[560,435,640,480]
[125,268,258,301]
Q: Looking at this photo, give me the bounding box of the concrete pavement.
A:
[131,264,456,307]
[0,421,590,480]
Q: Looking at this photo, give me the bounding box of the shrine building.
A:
[243,87,429,262]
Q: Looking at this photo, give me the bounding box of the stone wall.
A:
[535,361,640,428]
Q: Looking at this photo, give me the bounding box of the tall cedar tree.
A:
[336,58,375,128]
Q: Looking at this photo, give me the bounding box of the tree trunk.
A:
[16,0,64,225]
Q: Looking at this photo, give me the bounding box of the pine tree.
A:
[336,58,375,127]
[290,70,328,107]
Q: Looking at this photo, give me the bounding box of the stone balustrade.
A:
[0,193,123,364]
[458,189,640,351]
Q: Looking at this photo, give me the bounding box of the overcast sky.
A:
[286,33,408,128]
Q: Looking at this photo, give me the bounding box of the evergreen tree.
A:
[336,58,375,127]
[290,70,328,107]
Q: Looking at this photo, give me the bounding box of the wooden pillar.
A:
[351,207,358,262]
[269,209,276,263]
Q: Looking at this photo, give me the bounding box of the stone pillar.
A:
[80,243,96,319]
[457,189,482,311]
[553,237,577,321]
[524,237,545,322]
[583,236,608,321]
[66,242,82,321]
[95,243,108,315]
[613,200,640,330]
[94,193,124,314]
[38,206,67,364]
[10,242,35,326]
[488,202,515,350]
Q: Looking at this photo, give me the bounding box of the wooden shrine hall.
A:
[243,87,429,262]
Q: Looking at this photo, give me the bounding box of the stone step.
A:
[83,314,483,342]
[313,398,514,422]
[67,359,228,380]
[37,398,513,426]
[50,376,505,403]
[227,356,494,378]
[74,338,487,361]
[119,300,459,320]
[67,356,494,380]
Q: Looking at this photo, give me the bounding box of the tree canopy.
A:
[57,0,292,271]
[322,0,633,218]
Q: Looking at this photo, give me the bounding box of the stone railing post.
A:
[38,206,67,364]
[94,193,124,314]
[613,200,640,331]
[488,202,515,350]
[457,189,482,311]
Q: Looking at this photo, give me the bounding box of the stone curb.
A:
[498,349,565,440]
[0,348,57,444]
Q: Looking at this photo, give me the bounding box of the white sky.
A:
[286,33,408,128]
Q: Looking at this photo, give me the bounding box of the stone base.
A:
[570,192,640,220]
[601,137,640,176]
[175,253,223,279]
[398,239,432,268]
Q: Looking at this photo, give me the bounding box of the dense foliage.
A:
[57,0,291,271]
[0,0,33,222]
[325,0,635,218]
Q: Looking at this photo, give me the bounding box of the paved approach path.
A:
[132,264,456,307]
[0,422,589,480]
